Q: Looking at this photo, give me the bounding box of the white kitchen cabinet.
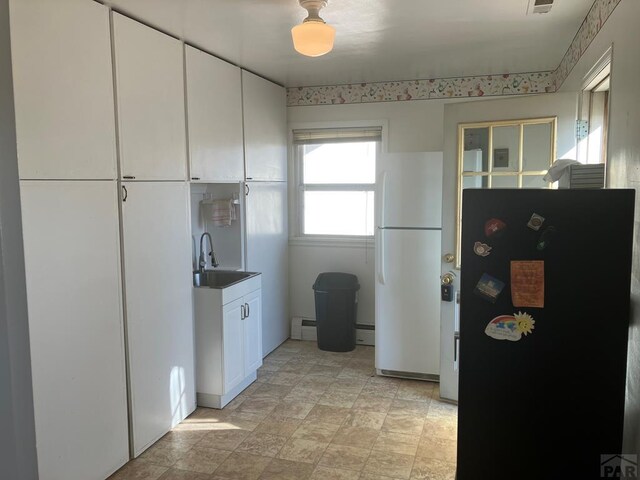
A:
[112,13,187,181]
[10,0,117,179]
[243,289,263,372]
[186,46,244,182]
[245,182,288,355]
[20,181,128,480]
[194,275,262,408]
[242,70,287,181]
[120,182,195,456]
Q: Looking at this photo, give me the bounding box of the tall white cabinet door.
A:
[243,289,263,374]
[121,182,195,455]
[222,298,245,392]
[242,70,287,181]
[186,46,244,182]
[20,181,128,480]
[113,13,187,181]
[10,0,117,179]
[246,182,288,354]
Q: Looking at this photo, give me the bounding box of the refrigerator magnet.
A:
[484,218,506,238]
[485,312,535,341]
[527,213,545,231]
[511,260,544,308]
[473,273,506,303]
[473,242,492,257]
[537,226,557,251]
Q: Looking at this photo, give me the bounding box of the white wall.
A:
[288,95,578,337]
[558,0,640,457]
[0,0,38,477]
[287,101,448,327]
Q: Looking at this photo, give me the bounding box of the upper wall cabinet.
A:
[10,0,117,179]
[241,70,287,181]
[112,13,187,181]
[186,46,244,182]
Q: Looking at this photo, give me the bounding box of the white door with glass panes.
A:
[440,118,557,403]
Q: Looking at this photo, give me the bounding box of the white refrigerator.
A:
[375,152,443,380]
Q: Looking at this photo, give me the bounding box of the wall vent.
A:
[528,0,554,14]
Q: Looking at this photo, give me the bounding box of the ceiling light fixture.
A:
[291,0,335,57]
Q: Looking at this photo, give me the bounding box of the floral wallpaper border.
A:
[553,0,622,89]
[286,0,622,106]
[286,72,555,106]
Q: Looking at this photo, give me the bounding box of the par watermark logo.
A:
[601,454,638,478]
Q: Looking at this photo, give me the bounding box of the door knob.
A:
[441,272,455,285]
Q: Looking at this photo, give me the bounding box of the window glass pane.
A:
[304,191,374,235]
[523,123,552,171]
[303,142,376,184]
[522,175,550,188]
[490,175,518,188]
[492,126,519,172]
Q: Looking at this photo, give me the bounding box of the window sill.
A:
[289,236,375,248]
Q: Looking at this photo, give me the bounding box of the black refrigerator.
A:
[457,189,635,480]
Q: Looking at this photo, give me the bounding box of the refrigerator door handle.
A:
[377,227,386,285]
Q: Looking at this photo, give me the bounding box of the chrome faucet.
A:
[199,232,219,272]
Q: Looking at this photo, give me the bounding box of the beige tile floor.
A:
[109,340,458,480]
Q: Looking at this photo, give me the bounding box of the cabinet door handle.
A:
[245,184,250,196]
[121,185,128,202]
[240,304,245,320]
[191,177,200,181]
[123,175,135,179]
[245,303,250,317]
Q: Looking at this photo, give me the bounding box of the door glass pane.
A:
[462,148,485,173]
[523,123,552,171]
[522,175,550,188]
[463,175,486,189]
[304,191,374,235]
[492,126,519,172]
[303,142,376,184]
[462,128,489,172]
[490,176,518,188]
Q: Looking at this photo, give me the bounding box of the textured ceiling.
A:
[102,0,594,87]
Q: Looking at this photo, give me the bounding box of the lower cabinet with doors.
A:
[194,274,262,408]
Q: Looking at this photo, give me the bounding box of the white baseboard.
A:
[291,316,375,346]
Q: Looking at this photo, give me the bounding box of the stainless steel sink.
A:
[193,270,258,289]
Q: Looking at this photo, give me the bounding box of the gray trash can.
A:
[312,272,360,352]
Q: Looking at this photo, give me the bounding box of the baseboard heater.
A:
[290,316,375,346]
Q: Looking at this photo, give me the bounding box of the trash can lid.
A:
[313,272,360,291]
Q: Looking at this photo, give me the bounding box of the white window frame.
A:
[289,121,387,246]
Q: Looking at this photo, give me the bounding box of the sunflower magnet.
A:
[484,312,535,342]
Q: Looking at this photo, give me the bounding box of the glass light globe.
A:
[291,20,336,57]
